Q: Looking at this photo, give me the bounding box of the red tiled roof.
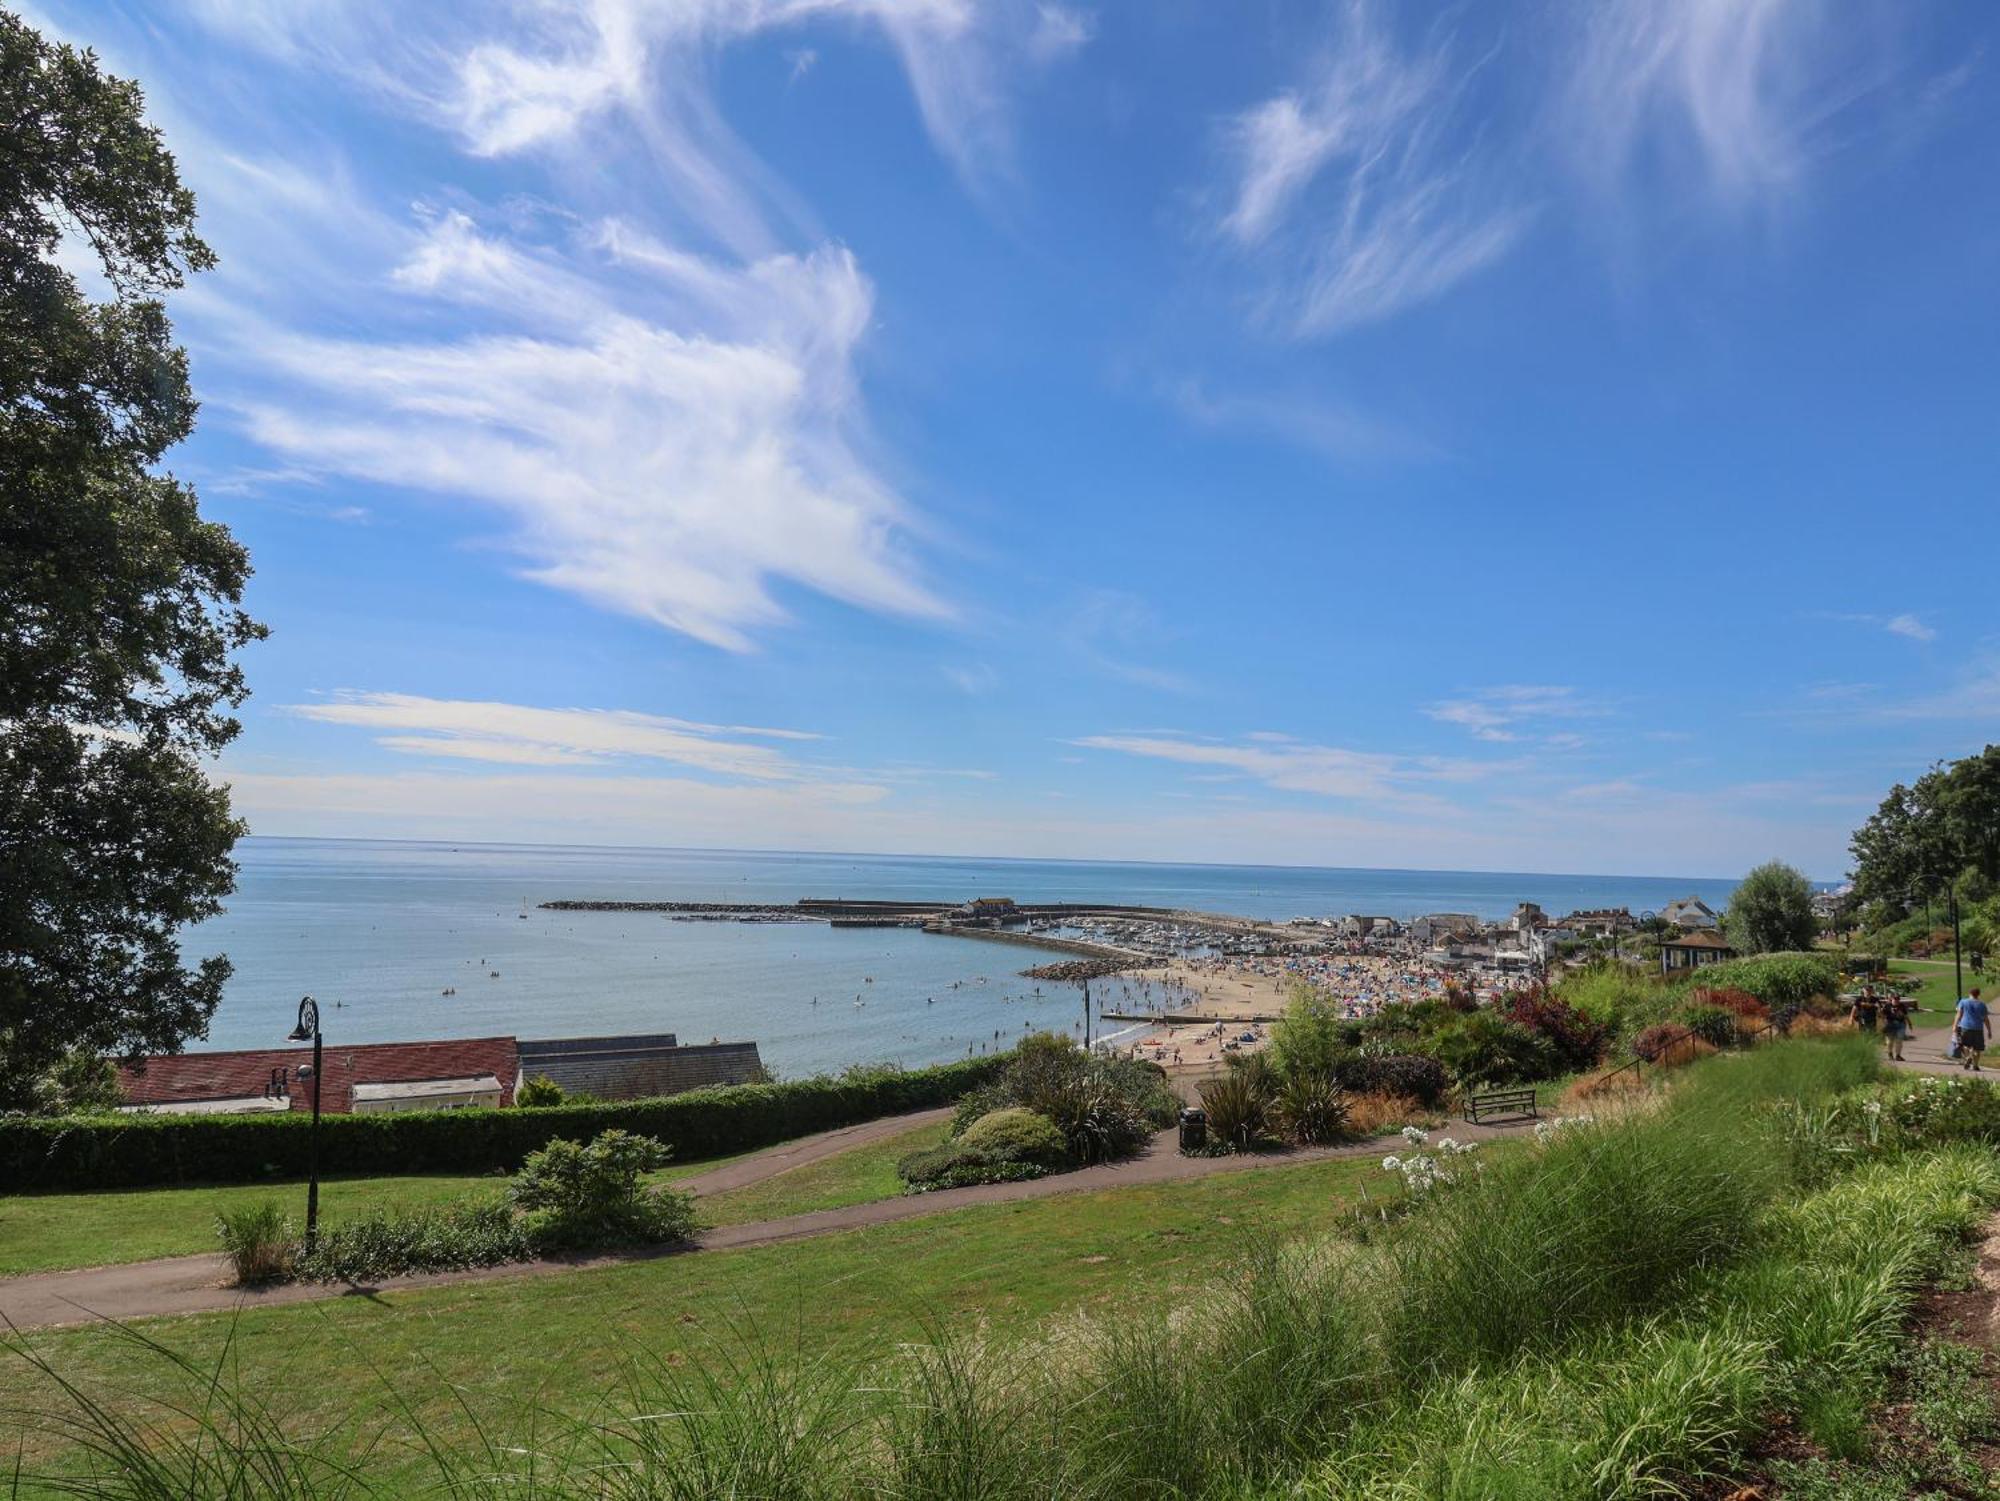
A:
[119,1037,520,1113]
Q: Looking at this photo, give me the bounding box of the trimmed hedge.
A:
[0,1056,1009,1192]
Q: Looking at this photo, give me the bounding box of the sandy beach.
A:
[1095,952,1457,1080]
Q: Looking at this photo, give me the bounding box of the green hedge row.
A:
[0,1056,1009,1193]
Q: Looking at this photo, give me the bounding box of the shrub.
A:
[1500,988,1611,1073]
[1692,987,1769,1021]
[1558,964,1669,1028]
[1199,1069,1273,1152]
[1677,1004,1742,1048]
[1685,952,1840,1010]
[297,1196,533,1282]
[1267,986,1348,1081]
[1885,1076,2000,1145]
[896,1142,1048,1192]
[215,1202,294,1285]
[1332,1052,1449,1108]
[957,1035,1173,1166]
[1,1053,1010,1191]
[509,1129,697,1248]
[1345,1091,1427,1134]
[1633,1022,1696,1063]
[1427,1012,1558,1087]
[1271,1070,1348,1146]
[956,1108,1068,1170]
[514,1075,566,1108]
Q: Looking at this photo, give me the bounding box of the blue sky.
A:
[34,0,2000,877]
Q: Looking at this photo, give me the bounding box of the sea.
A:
[182,839,1741,1077]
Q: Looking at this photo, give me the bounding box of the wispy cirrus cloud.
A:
[289,692,826,779]
[192,0,1088,211]
[161,1,1086,652]
[1563,0,1891,205]
[1210,0,1932,339]
[1216,0,1528,336]
[1821,610,1940,643]
[1424,685,1609,744]
[226,212,947,652]
[1069,729,1508,809]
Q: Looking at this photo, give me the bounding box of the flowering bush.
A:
[1885,1076,2000,1145]
[1380,1124,1478,1197]
[1531,1113,1594,1146]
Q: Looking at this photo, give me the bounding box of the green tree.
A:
[0,13,263,1107]
[1849,749,2000,921]
[1723,861,1818,955]
[1267,984,1348,1081]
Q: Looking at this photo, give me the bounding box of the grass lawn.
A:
[699,1117,948,1227]
[1,1137,791,1278]
[1889,956,1995,1030]
[1,1151,1394,1483]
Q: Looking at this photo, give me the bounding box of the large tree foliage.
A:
[1723,860,1817,955]
[1849,748,2000,916]
[0,12,263,1104]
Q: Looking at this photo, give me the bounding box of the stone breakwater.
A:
[1020,958,1135,983]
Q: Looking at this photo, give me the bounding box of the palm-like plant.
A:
[1272,1070,1349,1146]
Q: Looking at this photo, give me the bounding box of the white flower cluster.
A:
[1380,1125,1478,1197]
[1531,1112,1595,1145]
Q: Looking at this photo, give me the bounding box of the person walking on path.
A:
[1953,986,1991,1071]
[1881,990,1912,1062]
[1850,989,1880,1034]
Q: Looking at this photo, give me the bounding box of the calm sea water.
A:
[183,839,1739,1075]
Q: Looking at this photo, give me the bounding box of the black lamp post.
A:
[286,995,323,1254]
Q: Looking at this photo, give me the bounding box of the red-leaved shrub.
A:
[1691,987,1768,1021]
[1501,987,1611,1072]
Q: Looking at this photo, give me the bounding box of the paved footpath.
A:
[0,1114,1531,1332]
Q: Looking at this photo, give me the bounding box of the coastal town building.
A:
[118,1032,766,1115]
[1409,913,1480,946]
[516,1035,765,1101]
[1661,929,1736,974]
[1562,907,1637,937]
[1661,896,1719,931]
[117,1037,520,1116]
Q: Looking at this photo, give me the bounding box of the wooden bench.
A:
[1463,1086,1539,1125]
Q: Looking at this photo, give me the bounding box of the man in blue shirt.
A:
[1954,987,1991,1071]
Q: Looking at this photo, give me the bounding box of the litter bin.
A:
[1178,1106,1207,1152]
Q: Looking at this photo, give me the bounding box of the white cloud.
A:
[1885,612,1936,642]
[231,215,945,651]
[289,692,827,777]
[943,664,998,695]
[1424,685,1609,743]
[1879,663,2000,721]
[1216,0,1529,336]
[1068,589,1196,694]
[1564,0,1870,203]
[1070,730,1503,809]
[1211,0,1923,338]
[1164,377,1430,462]
[193,1,1082,206]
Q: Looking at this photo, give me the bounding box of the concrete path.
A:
[1886,1034,2000,1078]
[0,1116,1532,1333]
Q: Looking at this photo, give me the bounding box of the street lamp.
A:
[285,995,323,1255]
